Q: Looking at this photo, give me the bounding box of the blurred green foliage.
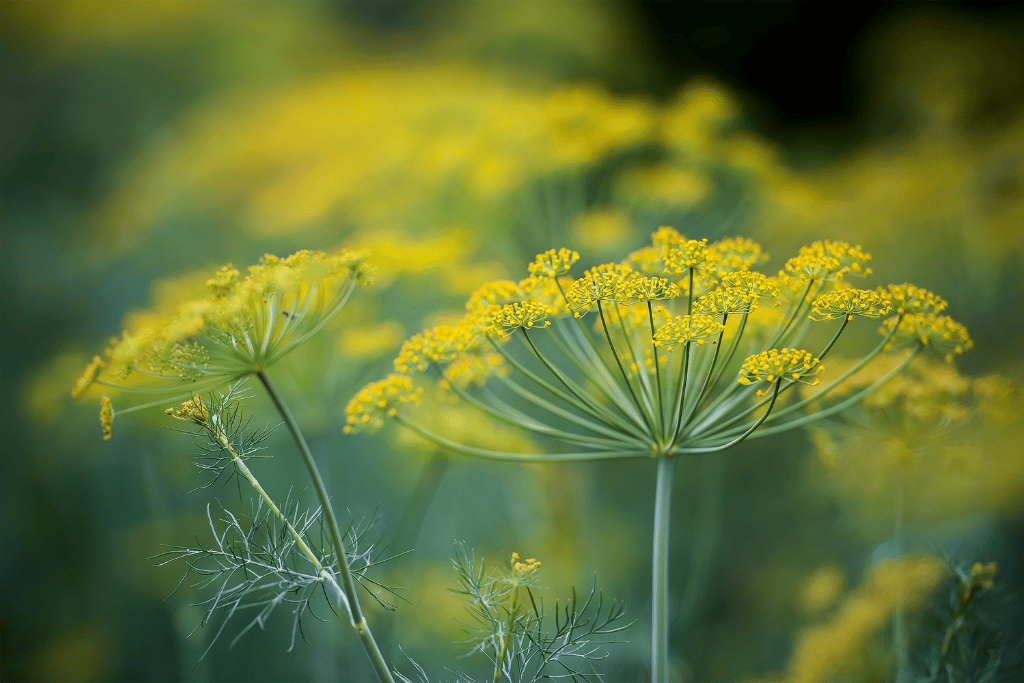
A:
[3,2,1023,682]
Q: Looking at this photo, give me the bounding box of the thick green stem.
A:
[257,371,394,683]
[652,456,677,683]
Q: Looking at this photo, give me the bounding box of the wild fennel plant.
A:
[349,230,972,682]
[395,543,630,683]
[154,384,400,662]
[73,248,396,682]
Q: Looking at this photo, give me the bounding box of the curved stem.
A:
[713,346,922,442]
[652,456,677,683]
[677,379,782,454]
[394,415,646,462]
[257,371,394,683]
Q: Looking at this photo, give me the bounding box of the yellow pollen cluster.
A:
[881,313,973,361]
[99,396,114,441]
[739,348,822,389]
[653,314,724,350]
[206,265,240,298]
[510,551,542,576]
[967,562,997,594]
[782,241,870,282]
[692,287,756,315]
[706,237,769,271]
[528,248,580,278]
[718,271,780,301]
[651,226,685,256]
[167,396,210,426]
[664,238,716,278]
[465,280,524,314]
[810,289,892,321]
[622,246,664,276]
[487,302,551,336]
[71,356,105,399]
[627,277,680,302]
[566,263,634,316]
[877,284,948,315]
[394,326,465,373]
[77,247,372,389]
[344,374,422,433]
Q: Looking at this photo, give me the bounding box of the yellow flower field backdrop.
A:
[3,2,1023,682]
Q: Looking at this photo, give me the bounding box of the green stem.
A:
[894,470,907,683]
[257,371,394,683]
[652,456,676,683]
[648,301,666,437]
[597,301,656,439]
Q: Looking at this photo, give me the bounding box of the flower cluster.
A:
[738,349,822,387]
[343,375,423,434]
[350,229,969,458]
[74,247,372,438]
[810,288,892,321]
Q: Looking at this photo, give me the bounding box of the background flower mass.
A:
[3,2,1023,682]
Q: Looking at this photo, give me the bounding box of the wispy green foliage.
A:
[395,542,631,683]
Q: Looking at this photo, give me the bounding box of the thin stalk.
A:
[668,342,691,439]
[521,328,646,434]
[767,280,816,349]
[256,371,394,683]
[676,314,728,438]
[547,321,653,433]
[696,315,894,438]
[493,630,510,683]
[597,301,656,439]
[716,347,922,442]
[677,379,782,454]
[698,312,749,408]
[687,269,694,315]
[648,302,666,437]
[652,456,676,683]
[437,367,636,449]
[212,427,347,609]
[615,302,659,424]
[394,415,646,462]
[894,469,907,683]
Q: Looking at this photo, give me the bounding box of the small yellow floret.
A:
[528,248,579,279]
[394,326,466,373]
[344,374,423,434]
[71,355,104,399]
[465,280,523,314]
[100,396,114,441]
[511,552,542,576]
[739,348,822,389]
[653,314,724,350]
[486,302,551,336]
[566,263,634,316]
[880,313,973,362]
[877,284,948,316]
[707,237,769,272]
[627,277,680,302]
[718,271,779,301]
[692,287,756,315]
[810,289,892,321]
[664,238,716,279]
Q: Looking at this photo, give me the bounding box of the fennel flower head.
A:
[348,233,970,462]
[74,248,373,439]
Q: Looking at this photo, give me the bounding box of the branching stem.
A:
[257,371,394,683]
